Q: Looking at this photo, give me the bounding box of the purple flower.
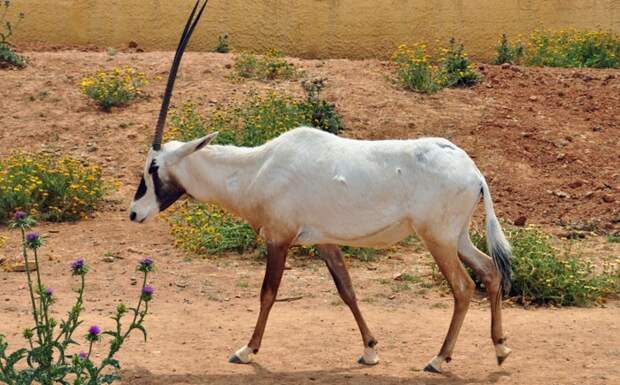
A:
[141,284,154,302]
[79,351,87,360]
[26,232,39,242]
[45,287,54,297]
[14,211,27,220]
[25,232,42,249]
[140,258,153,268]
[88,325,101,337]
[138,257,154,272]
[70,258,87,275]
[143,285,154,296]
[86,325,101,342]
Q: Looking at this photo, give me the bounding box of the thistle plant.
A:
[0,212,154,385]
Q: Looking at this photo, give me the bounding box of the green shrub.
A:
[521,29,620,68]
[471,226,619,306]
[494,33,524,65]
[392,43,442,93]
[0,0,25,69]
[392,39,481,93]
[439,38,482,87]
[214,34,230,53]
[166,83,342,146]
[0,213,154,385]
[79,66,149,111]
[0,153,107,223]
[300,78,343,134]
[233,49,302,81]
[167,202,257,255]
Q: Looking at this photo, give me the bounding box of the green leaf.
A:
[133,324,148,342]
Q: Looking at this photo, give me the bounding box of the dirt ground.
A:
[1,52,619,385]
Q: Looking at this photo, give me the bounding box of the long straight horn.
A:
[152,0,209,151]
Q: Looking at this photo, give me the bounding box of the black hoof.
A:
[357,356,378,366]
[228,354,244,364]
[497,355,508,366]
[424,364,441,373]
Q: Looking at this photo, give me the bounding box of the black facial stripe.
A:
[151,166,186,212]
[133,177,147,200]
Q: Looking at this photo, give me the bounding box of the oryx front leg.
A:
[424,241,475,373]
[317,245,379,365]
[229,241,289,364]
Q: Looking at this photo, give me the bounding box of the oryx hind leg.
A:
[421,235,475,373]
[316,244,379,365]
[229,240,289,364]
[457,233,511,365]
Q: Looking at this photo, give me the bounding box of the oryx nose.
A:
[129,211,137,221]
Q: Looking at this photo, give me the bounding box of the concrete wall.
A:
[8,0,620,60]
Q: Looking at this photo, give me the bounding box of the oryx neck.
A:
[174,144,268,210]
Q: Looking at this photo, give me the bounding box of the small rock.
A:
[5,261,37,272]
[501,63,510,70]
[224,63,232,69]
[175,281,188,288]
[388,294,396,300]
[567,181,583,189]
[127,133,137,139]
[128,41,138,49]
[584,191,594,198]
[130,277,137,286]
[102,256,115,263]
[513,216,527,227]
[554,190,570,199]
[602,194,615,203]
[592,126,603,132]
[529,95,538,102]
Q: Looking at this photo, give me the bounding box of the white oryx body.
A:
[169,127,482,248]
[131,0,513,373]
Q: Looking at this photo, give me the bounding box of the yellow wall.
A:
[8,0,620,60]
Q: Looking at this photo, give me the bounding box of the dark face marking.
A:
[149,159,186,212]
[133,177,147,200]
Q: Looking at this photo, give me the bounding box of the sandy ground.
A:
[1,52,619,384]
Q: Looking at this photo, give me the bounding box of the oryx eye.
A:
[148,160,159,175]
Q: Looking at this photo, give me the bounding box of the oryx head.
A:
[129,0,216,223]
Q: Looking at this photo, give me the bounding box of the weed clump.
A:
[494,33,524,65]
[471,226,619,306]
[80,66,149,111]
[233,49,302,81]
[0,153,107,223]
[214,34,230,53]
[498,30,620,68]
[392,38,481,93]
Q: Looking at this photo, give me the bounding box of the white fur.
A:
[233,345,253,363]
[362,347,379,364]
[131,127,486,248]
[427,355,446,372]
[495,343,512,358]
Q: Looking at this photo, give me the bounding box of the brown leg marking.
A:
[457,237,509,347]
[424,241,475,372]
[317,245,378,362]
[246,240,289,354]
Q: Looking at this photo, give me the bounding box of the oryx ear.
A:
[167,132,218,165]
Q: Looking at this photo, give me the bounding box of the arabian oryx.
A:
[129,0,513,373]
